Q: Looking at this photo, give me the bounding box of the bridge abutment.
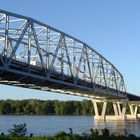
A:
[92,99,140,121]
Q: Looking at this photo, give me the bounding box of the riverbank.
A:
[0,126,139,140]
[0,134,139,140]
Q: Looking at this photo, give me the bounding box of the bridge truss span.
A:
[0,10,127,99]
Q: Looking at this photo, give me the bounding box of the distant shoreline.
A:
[0,99,124,115]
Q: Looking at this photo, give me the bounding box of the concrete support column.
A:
[92,100,99,116]
[121,102,127,116]
[129,104,134,115]
[92,99,108,120]
[117,102,122,115]
[134,105,138,115]
[127,103,139,120]
[101,101,107,116]
[113,102,119,116]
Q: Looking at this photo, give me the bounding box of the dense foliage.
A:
[0,99,94,115]
[0,99,139,115]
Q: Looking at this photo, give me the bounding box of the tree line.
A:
[0,99,138,115]
[0,99,94,115]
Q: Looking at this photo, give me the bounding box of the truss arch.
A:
[0,9,127,99]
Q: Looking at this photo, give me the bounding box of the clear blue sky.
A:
[0,0,140,100]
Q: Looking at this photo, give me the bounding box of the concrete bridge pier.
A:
[92,99,140,121]
[127,102,140,120]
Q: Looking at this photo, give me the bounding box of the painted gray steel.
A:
[0,9,138,100]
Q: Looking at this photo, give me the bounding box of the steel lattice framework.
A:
[0,10,128,99]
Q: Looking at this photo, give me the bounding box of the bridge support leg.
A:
[126,103,138,120]
[92,99,107,120]
[92,99,140,121]
[113,102,119,116]
[117,102,122,115]
[92,101,99,116]
[92,99,128,121]
[129,104,137,116]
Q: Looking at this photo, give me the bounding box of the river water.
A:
[0,115,140,136]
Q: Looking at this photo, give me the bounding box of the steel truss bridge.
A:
[0,9,139,102]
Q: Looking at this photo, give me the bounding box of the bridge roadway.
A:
[0,9,140,120]
[0,55,139,101]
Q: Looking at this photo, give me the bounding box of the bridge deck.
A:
[0,56,139,101]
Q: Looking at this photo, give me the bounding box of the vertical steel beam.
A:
[31,23,47,76]
[28,25,31,73]
[85,45,93,86]
[83,47,86,83]
[61,36,64,78]
[8,21,30,66]
[74,47,84,85]
[113,68,118,91]
[4,14,9,64]
[73,40,76,77]
[47,35,62,78]
[63,37,74,79]
[91,51,95,83]
[101,58,107,87]
[47,28,50,69]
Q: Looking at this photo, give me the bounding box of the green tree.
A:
[64,101,75,114]
[1,100,11,114]
[25,102,32,114]
[54,100,61,114]
[75,101,82,115]
[82,100,91,115]
[35,102,44,115]
[8,123,27,137]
